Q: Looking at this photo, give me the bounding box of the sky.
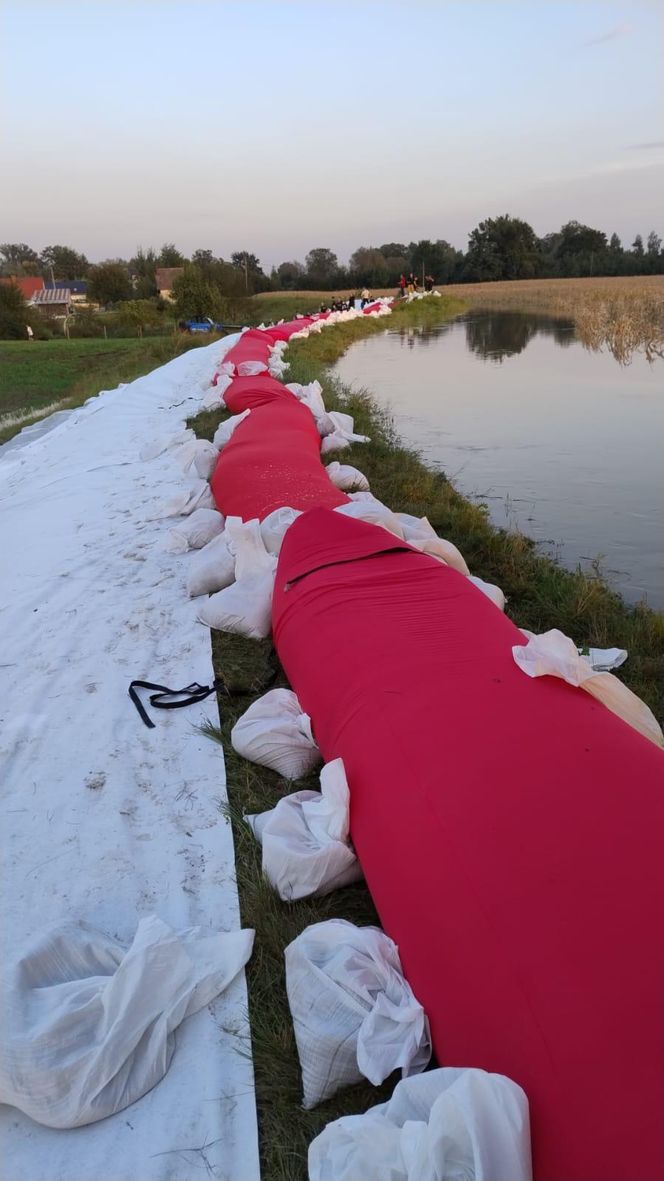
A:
[1,0,662,268]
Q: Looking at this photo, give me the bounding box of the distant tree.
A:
[0,282,31,338]
[115,299,162,335]
[605,232,625,276]
[191,249,216,270]
[40,244,89,279]
[130,247,157,297]
[87,262,132,306]
[158,243,186,267]
[465,215,539,281]
[231,251,270,293]
[275,260,306,289]
[382,254,410,284]
[348,247,388,286]
[172,265,222,321]
[379,242,408,261]
[409,239,462,284]
[0,243,39,275]
[631,234,644,258]
[554,221,608,276]
[305,247,339,288]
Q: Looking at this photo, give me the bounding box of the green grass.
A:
[0,335,218,445]
[189,296,664,1180]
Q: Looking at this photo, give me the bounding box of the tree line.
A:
[1,215,662,313]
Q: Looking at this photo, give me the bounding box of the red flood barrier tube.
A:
[211,402,349,521]
[223,328,274,371]
[273,508,664,1181]
[224,375,296,414]
[263,319,314,342]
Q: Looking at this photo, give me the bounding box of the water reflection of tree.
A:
[464,311,575,361]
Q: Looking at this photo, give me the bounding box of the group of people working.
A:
[398,273,436,297]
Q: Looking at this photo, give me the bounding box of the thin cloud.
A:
[582,23,632,47]
[626,141,664,151]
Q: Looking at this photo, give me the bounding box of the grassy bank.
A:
[190,297,663,1179]
[0,335,218,445]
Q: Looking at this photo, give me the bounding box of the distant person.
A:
[320,301,329,313]
[360,287,370,307]
[413,275,420,292]
[407,273,415,296]
[26,324,34,341]
[425,274,434,292]
[398,273,407,298]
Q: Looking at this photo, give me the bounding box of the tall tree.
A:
[631,234,644,257]
[87,262,132,306]
[305,248,339,287]
[465,215,539,281]
[275,260,305,289]
[0,243,39,275]
[171,265,221,320]
[158,243,186,267]
[348,247,388,286]
[0,282,33,339]
[40,245,89,279]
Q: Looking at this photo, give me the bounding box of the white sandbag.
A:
[175,438,219,481]
[232,687,320,780]
[139,427,194,461]
[0,914,254,1130]
[225,516,276,578]
[468,573,506,611]
[285,919,431,1108]
[260,506,302,555]
[237,360,268,377]
[198,572,275,639]
[308,1067,532,1181]
[326,461,370,492]
[395,512,438,542]
[268,359,289,378]
[213,408,251,450]
[245,759,361,900]
[320,430,351,454]
[155,478,215,518]
[217,359,236,378]
[408,534,470,576]
[166,507,225,553]
[201,373,234,409]
[335,499,404,538]
[285,380,327,420]
[187,530,236,597]
[513,629,663,747]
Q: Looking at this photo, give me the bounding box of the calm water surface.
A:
[335,311,663,608]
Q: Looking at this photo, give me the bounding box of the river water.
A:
[334,310,663,608]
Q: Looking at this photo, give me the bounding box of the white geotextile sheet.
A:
[0,337,260,1180]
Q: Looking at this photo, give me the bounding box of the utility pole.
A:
[244,254,249,292]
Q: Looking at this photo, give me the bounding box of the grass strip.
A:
[0,334,221,445]
[189,297,663,1180]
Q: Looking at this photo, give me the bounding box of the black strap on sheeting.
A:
[129,678,225,729]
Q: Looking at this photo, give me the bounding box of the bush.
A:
[0,281,30,339]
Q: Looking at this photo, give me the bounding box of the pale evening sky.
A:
[1,0,662,269]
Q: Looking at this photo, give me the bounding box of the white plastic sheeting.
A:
[245,759,361,901]
[308,1067,532,1181]
[0,334,259,1180]
[513,628,663,747]
[231,687,320,780]
[155,476,215,518]
[285,919,431,1108]
[1,915,254,1129]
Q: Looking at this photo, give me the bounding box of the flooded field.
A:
[335,310,664,607]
